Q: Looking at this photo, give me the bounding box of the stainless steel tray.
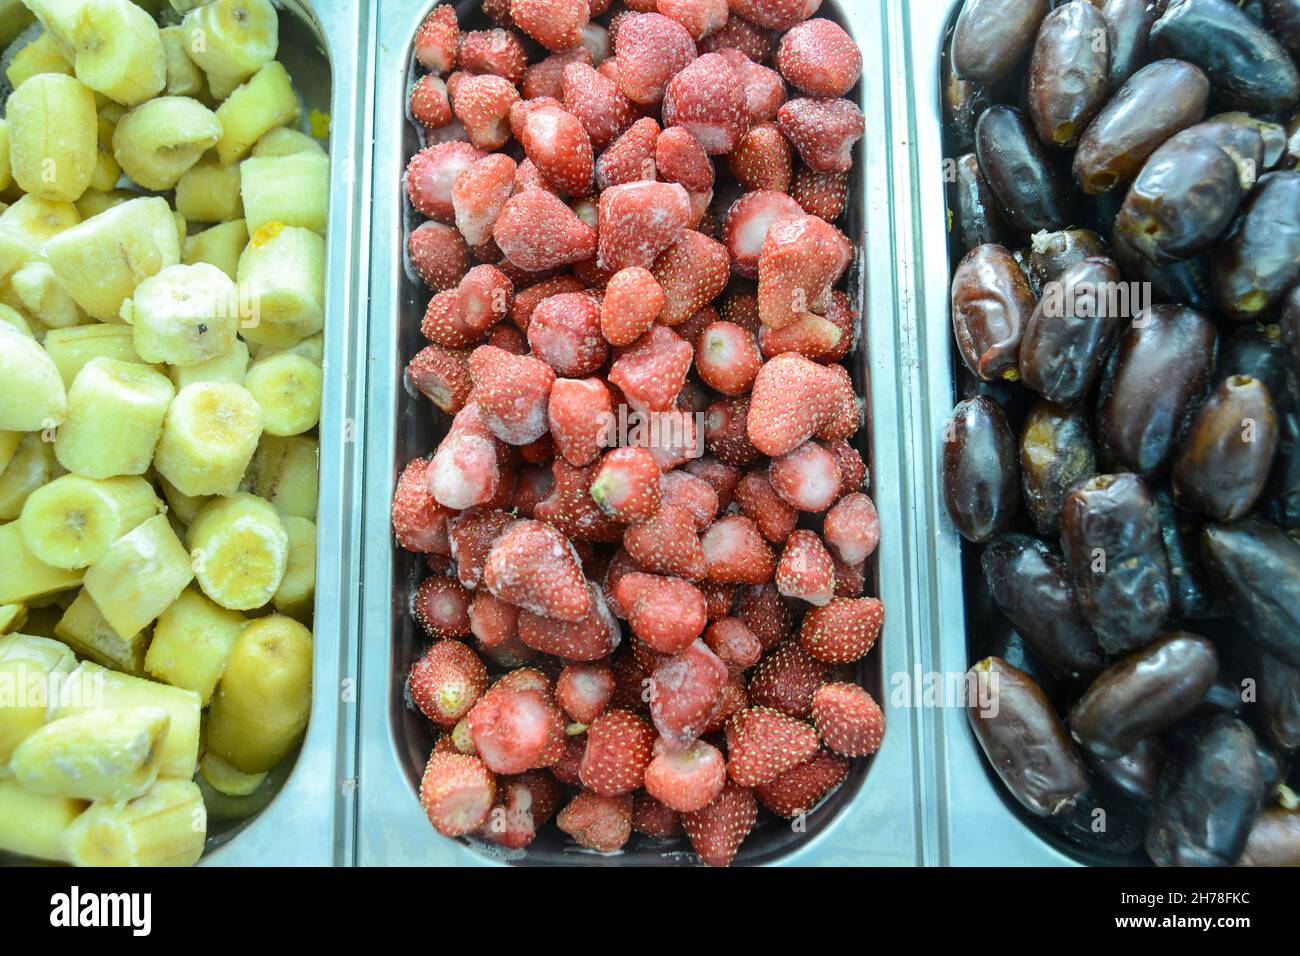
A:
[357,0,927,866]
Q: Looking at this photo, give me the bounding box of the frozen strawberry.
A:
[450,72,520,150]
[452,154,517,247]
[623,502,707,579]
[705,396,762,468]
[660,470,719,529]
[734,582,794,651]
[632,791,682,837]
[776,18,862,97]
[681,781,757,867]
[655,127,715,192]
[457,28,529,85]
[746,352,854,456]
[756,750,849,818]
[556,663,616,724]
[467,680,565,774]
[428,407,505,509]
[792,167,848,221]
[644,738,727,813]
[550,733,586,785]
[512,0,588,51]
[825,436,866,498]
[556,791,632,852]
[721,52,788,124]
[725,706,819,786]
[649,639,729,746]
[699,12,774,61]
[601,547,640,620]
[729,0,820,31]
[703,616,763,672]
[658,0,728,40]
[597,180,692,271]
[777,96,865,174]
[734,470,798,543]
[409,639,488,726]
[728,122,792,192]
[546,376,612,466]
[407,141,486,222]
[514,100,595,196]
[756,213,843,328]
[702,673,750,734]
[408,346,473,414]
[522,46,593,100]
[695,321,763,395]
[469,590,521,650]
[721,189,804,279]
[823,491,879,566]
[831,555,865,598]
[617,572,708,652]
[595,116,660,190]
[468,345,555,445]
[775,529,836,606]
[562,62,637,153]
[579,709,656,795]
[412,576,473,640]
[769,440,841,512]
[701,579,736,620]
[673,304,719,346]
[613,12,698,105]
[581,20,611,60]
[662,53,750,155]
[478,769,564,848]
[526,292,608,376]
[812,681,884,756]
[684,460,742,512]
[601,267,664,345]
[630,632,668,674]
[608,324,693,412]
[590,446,662,522]
[421,752,495,837]
[448,509,514,589]
[511,275,584,332]
[758,312,844,360]
[701,514,776,584]
[411,75,453,129]
[482,518,592,621]
[415,5,459,74]
[518,582,620,660]
[650,229,730,326]
[392,457,452,552]
[408,221,469,292]
[534,460,625,542]
[800,596,883,664]
[746,639,831,717]
[493,188,598,272]
[511,464,554,519]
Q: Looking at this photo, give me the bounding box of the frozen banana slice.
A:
[239,151,328,236]
[113,95,222,191]
[0,434,60,521]
[182,218,247,280]
[170,338,249,390]
[145,586,244,702]
[0,604,28,633]
[43,324,146,387]
[0,326,66,432]
[214,60,299,165]
[154,381,262,497]
[155,473,208,526]
[0,431,21,475]
[0,195,81,285]
[244,434,318,520]
[56,357,175,479]
[23,0,83,57]
[251,331,323,366]
[7,73,98,202]
[187,492,288,611]
[159,24,204,97]
[12,705,170,801]
[242,352,322,437]
[73,187,131,221]
[61,778,205,866]
[206,613,311,774]
[0,632,77,763]
[252,126,325,158]
[0,779,85,864]
[10,259,84,329]
[5,31,74,90]
[0,306,33,337]
[273,515,315,619]
[18,473,161,569]
[82,513,194,639]
[176,155,243,223]
[236,223,325,348]
[54,589,149,675]
[198,751,267,798]
[122,262,239,367]
[89,111,122,193]
[0,521,84,605]
[67,0,167,106]
[183,0,278,91]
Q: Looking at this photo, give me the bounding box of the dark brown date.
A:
[967,656,1090,816]
[1218,324,1296,418]
[1110,230,1214,310]
[1090,737,1167,804]
[942,396,1020,542]
[950,154,1013,253]
[1154,488,1219,620]
[1201,517,1300,667]
[1172,375,1279,521]
[1028,2,1111,148]
[981,533,1107,682]
[1020,400,1098,534]
[1145,715,1263,867]
[952,0,1051,84]
[1212,172,1300,323]
[1069,631,1218,761]
[1210,112,1289,169]
[1285,287,1300,381]
[1072,59,1210,195]
[1059,473,1172,654]
[976,105,1075,235]
[1258,652,1300,750]
[1238,808,1300,866]
[1028,228,1108,289]
[1019,256,1125,405]
[1266,0,1300,51]
[1098,305,1219,478]
[951,243,1034,381]
[1088,0,1157,87]
[944,57,993,152]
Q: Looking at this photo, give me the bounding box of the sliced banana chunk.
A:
[0,435,60,521]
[183,0,278,91]
[113,95,222,191]
[170,338,249,390]
[239,151,328,236]
[61,778,205,867]
[54,588,150,675]
[0,326,67,432]
[6,31,74,91]
[273,515,315,618]
[0,779,84,864]
[56,357,175,480]
[243,352,323,437]
[244,434,317,520]
[11,706,170,802]
[154,381,262,497]
[0,521,84,606]
[214,60,299,165]
[187,491,287,611]
[10,259,84,329]
[68,0,167,106]
[82,513,194,639]
[18,473,161,569]
[176,155,243,223]
[236,222,325,348]
[182,218,248,280]
[252,126,324,158]
[159,23,204,97]
[7,73,98,202]
[122,262,239,367]
[43,324,146,387]
[145,586,244,703]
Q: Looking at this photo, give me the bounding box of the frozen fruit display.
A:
[395,1,879,866]
[0,0,328,866]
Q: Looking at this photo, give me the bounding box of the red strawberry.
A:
[469,590,520,649]
[695,320,763,395]
[407,141,486,222]
[755,751,850,818]
[734,470,796,543]
[601,547,640,619]
[734,582,794,651]
[562,62,637,152]
[452,153,517,247]
[725,706,819,786]
[512,463,555,518]
[523,46,593,101]
[579,709,656,794]
[512,275,585,332]
[746,639,831,717]
[631,791,682,837]
[727,121,792,191]
[550,733,586,784]
[799,596,884,663]
[467,679,566,773]
[705,396,762,468]
[613,12,698,106]
[660,470,719,529]
[414,5,459,74]
[581,18,611,57]
[601,266,664,345]
[590,446,662,522]
[448,508,514,589]
[556,791,632,852]
[468,345,555,444]
[649,639,729,746]
[650,229,730,326]
[548,376,613,466]
[597,180,692,271]
[428,406,505,509]
[623,502,707,579]
[721,189,805,279]
[457,28,529,85]
[408,345,472,414]
[420,752,495,837]
[662,53,750,155]
[703,616,763,672]
[527,292,608,376]
[556,663,616,724]
[699,12,774,62]
[728,0,819,31]
[482,518,592,621]
[684,456,743,507]
[392,457,452,552]
[450,72,520,150]
[825,436,866,497]
[410,75,453,129]
[775,18,862,98]
[617,572,707,653]
[595,116,660,190]
[756,213,844,329]
[702,673,750,733]
[420,263,512,348]
[534,460,624,542]
[408,221,469,292]
[824,491,879,565]
[700,514,776,584]
[681,781,757,867]
[812,681,885,756]
[655,127,715,192]
[514,100,595,196]
[518,582,620,660]
[777,96,865,174]
[832,555,865,598]
[493,188,597,272]
[660,0,729,40]
[512,0,589,52]
[720,290,761,329]
[478,769,563,849]
[758,312,844,360]
[412,576,473,640]
[644,738,727,812]
[409,639,488,725]
[791,167,848,221]
[769,440,842,511]
[701,579,736,620]
[722,52,788,124]
[608,324,693,412]
[746,352,855,456]
[775,529,836,606]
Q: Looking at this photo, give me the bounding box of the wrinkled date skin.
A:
[1073,59,1210,195]
[1028,2,1111,148]
[1258,652,1300,751]
[1069,631,1219,761]
[1154,488,1218,620]
[951,243,1035,381]
[967,656,1091,816]
[1089,0,1157,87]
[952,0,1051,84]
[1145,715,1263,867]
[943,396,1020,542]
[1202,518,1300,668]
[1019,256,1125,405]
[1238,808,1300,866]
[1171,375,1279,521]
[1212,172,1300,323]
[1218,324,1296,418]
[1211,111,1290,169]
[950,153,1012,251]
[1152,0,1300,114]
[976,106,1075,235]
[1098,305,1219,478]
[1090,736,1167,804]
[1111,230,1214,310]
[1060,473,1173,654]
[1028,228,1108,290]
[1020,400,1098,534]
[981,533,1107,683]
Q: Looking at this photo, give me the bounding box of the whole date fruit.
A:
[952,0,1051,84]
[976,106,1075,235]
[1212,171,1300,323]
[1266,0,1300,50]
[1257,653,1300,750]
[951,244,1035,381]
[1028,228,1108,290]
[1238,808,1300,866]
[1217,324,1296,419]
[1028,2,1111,148]
[1089,736,1167,804]
[1201,518,1300,667]
[1110,231,1213,310]
[1088,0,1157,87]
[944,58,994,152]
[1210,111,1289,169]
[943,396,1020,542]
[1154,488,1219,620]
[1020,400,1098,534]
[949,153,1012,250]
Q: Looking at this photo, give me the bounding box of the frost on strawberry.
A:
[409,639,488,726]
[482,518,592,622]
[518,582,621,660]
[597,180,692,272]
[617,572,707,653]
[612,12,698,106]
[468,345,555,445]
[421,752,495,837]
[493,188,598,272]
[644,738,727,812]
[755,751,850,818]
[648,638,728,747]
[407,141,487,222]
[556,790,633,852]
[725,705,819,786]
